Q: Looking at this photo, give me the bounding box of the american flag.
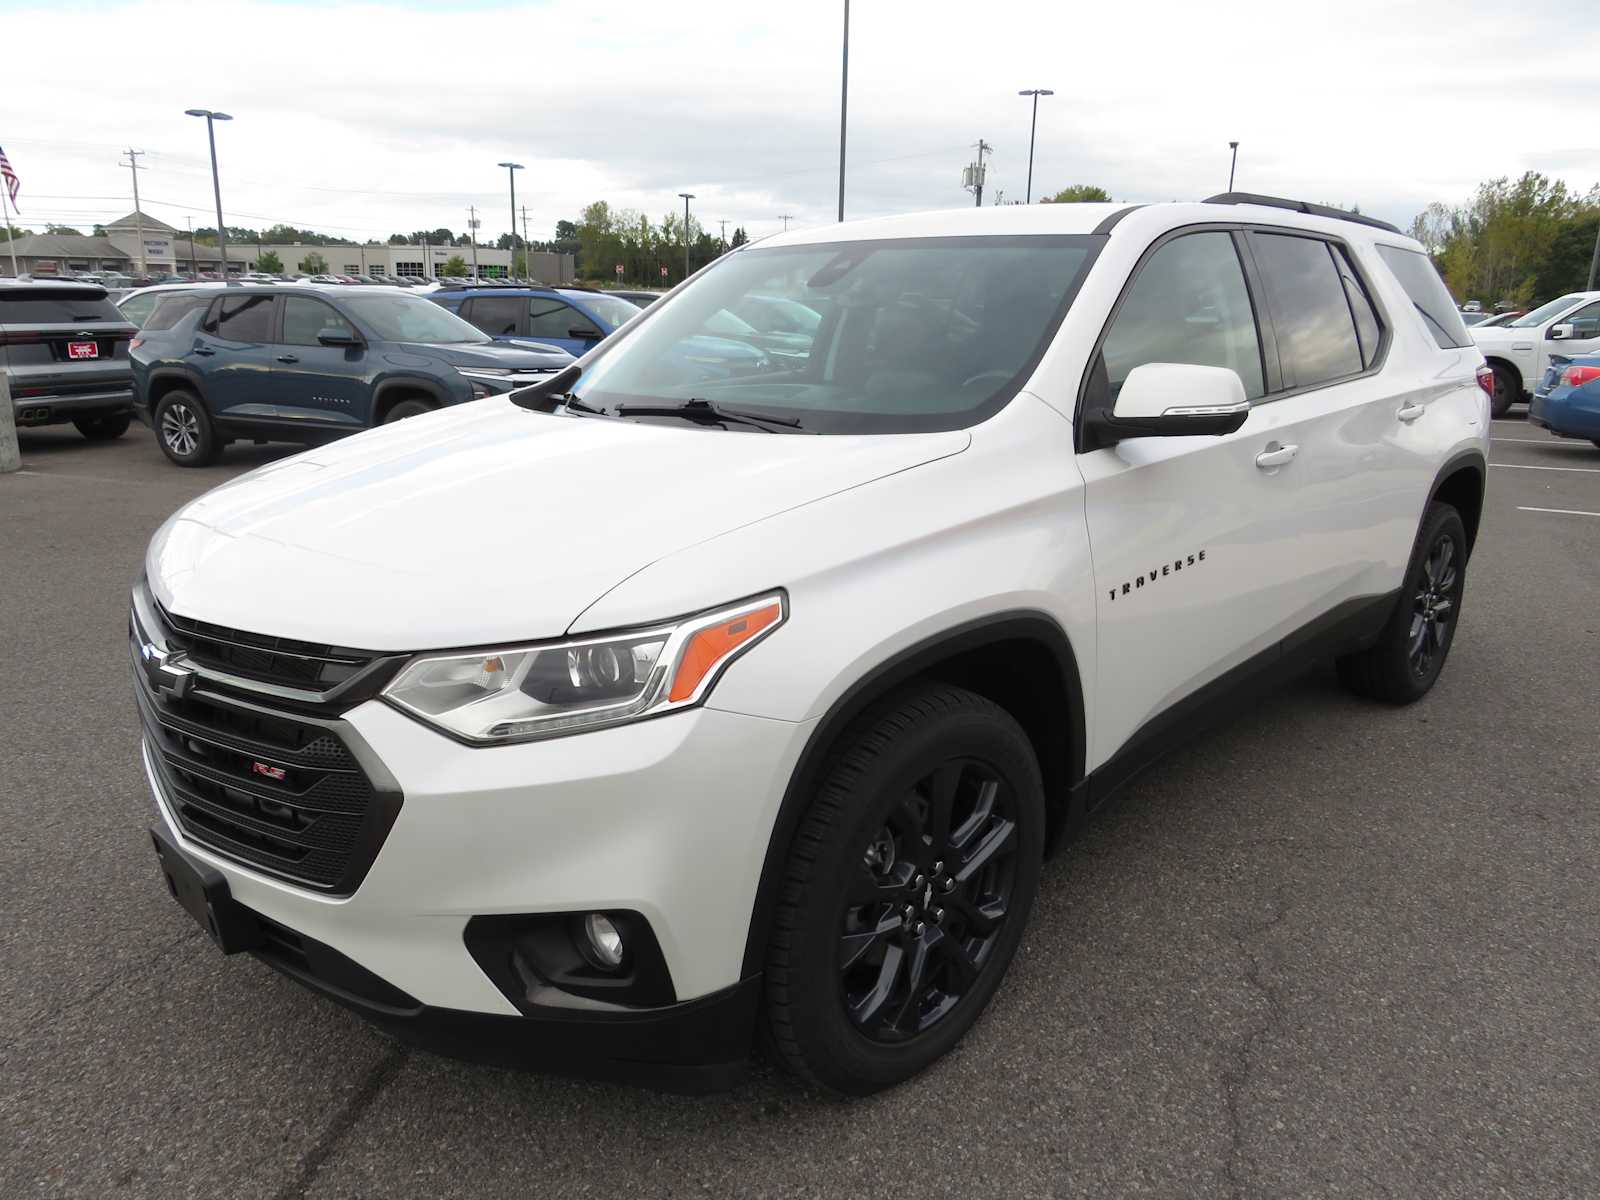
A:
[0,144,18,210]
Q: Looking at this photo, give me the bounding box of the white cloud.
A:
[4,0,1594,243]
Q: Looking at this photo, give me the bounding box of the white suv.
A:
[133,194,1489,1094]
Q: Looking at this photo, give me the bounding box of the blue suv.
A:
[130,285,572,466]
[428,286,645,357]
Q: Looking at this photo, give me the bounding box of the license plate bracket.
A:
[150,828,262,954]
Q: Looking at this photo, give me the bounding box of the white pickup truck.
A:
[1472,290,1600,415]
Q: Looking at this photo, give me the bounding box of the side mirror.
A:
[568,326,602,340]
[317,329,362,347]
[1549,323,1573,341]
[1085,362,1250,447]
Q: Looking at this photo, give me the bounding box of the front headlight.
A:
[381,593,785,744]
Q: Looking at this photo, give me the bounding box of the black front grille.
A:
[133,638,402,894]
[157,603,382,696]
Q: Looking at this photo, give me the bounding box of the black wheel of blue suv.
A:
[154,390,221,467]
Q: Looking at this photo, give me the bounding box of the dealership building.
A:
[1,210,574,281]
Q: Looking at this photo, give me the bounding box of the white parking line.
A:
[1518,506,1600,517]
[1488,463,1600,474]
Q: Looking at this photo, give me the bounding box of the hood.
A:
[1470,324,1523,346]
[147,400,969,650]
[399,340,573,369]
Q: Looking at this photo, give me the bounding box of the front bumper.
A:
[142,690,815,1078]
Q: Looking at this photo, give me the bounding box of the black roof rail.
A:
[1203,192,1401,235]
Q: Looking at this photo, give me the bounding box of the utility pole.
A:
[1228,141,1240,192]
[779,213,794,231]
[1588,219,1600,292]
[120,148,146,274]
[964,139,992,207]
[184,109,233,276]
[422,233,431,279]
[678,193,695,281]
[467,205,480,280]
[2,181,18,279]
[837,0,849,222]
[1017,89,1054,204]
[718,218,728,249]
[521,205,532,281]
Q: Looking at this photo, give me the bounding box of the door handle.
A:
[192,347,215,356]
[1254,442,1299,469]
[275,354,299,363]
[1397,402,1425,422]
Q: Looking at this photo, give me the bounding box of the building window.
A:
[394,261,424,277]
[343,264,360,275]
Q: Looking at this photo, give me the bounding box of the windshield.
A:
[1510,295,1585,328]
[574,293,642,327]
[568,235,1100,434]
[337,293,489,343]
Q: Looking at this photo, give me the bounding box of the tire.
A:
[153,390,220,467]
[1591,440,1600,450]
[382,398,436,424]
[1337,503,1467,704]
[72,413,131,441]
[763,682,1045,1095]
[1489,363,1519,418]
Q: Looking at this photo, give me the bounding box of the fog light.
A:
[582,913,625,969]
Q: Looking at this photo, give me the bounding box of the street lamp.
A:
[1228,141,1240,192]
[184,108,233,277]
[497,162,523,278]
[1017,89,1053,204]
[838,0,850,222]
[678,192,695,282]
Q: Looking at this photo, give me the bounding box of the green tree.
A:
[1042,185,1111,203]
[387,233,410,245]
[442,254,468,276]
[730,226,749,248]
[45,224,83,235]
[257,249,283,273]
[1,224,26,241]
[92,224,108,237]
[300,251,329,274]
[1533,213,1600,298]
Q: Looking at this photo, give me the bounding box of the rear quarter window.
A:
[1375,245,1473,350]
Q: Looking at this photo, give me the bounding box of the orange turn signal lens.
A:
[668,599,784,702]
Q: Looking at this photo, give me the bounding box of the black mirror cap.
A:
[1083,406,1248,450]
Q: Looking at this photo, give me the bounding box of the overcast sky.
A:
[6,0,1597,246]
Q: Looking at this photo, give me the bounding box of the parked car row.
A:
[1470,291,1600,416]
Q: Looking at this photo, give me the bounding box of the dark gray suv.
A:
[1,280,137,440]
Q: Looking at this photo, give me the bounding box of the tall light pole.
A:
[1017,89,1053,204]
[497,161,522,278]
[184,109,232,276]
[837,0,849,222]
[1228,141,1240,192]
[678,193,695,282]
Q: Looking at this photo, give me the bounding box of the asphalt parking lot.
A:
[2,415,1597,1200]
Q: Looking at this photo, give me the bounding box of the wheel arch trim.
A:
[1426,447,1487,558]
[737,610,1086,979]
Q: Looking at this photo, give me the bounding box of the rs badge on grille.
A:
[251,761,288,782]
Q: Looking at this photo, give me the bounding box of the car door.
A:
[1076,228,1325,767]
[459,294,527,343]
[191,292,276,421]
[1540,299,1600,381]
[267,296,369,430]
[525,296,599,357]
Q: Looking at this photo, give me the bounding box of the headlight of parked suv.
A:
[382,593,785,744]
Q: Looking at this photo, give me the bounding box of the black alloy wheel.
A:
[842,758,1019,1042]
[1408,531,1460,679]
[1489,363,1518,418]
[764,683,1044,1095]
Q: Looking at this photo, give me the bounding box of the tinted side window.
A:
[1251,234,1363,387]
[528,298,591,338]
[144,295,210,332]
[1334,247,1382,367]
[281,297,357,345]
[1558,299,1600,335]
[1099,231,1265,400]
[464,296,524,336]
[1375,244,1473,350]
[203,294,274,342]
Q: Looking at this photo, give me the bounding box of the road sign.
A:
[615,263,623,277]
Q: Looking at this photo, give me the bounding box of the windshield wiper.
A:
[614,397,804,432]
